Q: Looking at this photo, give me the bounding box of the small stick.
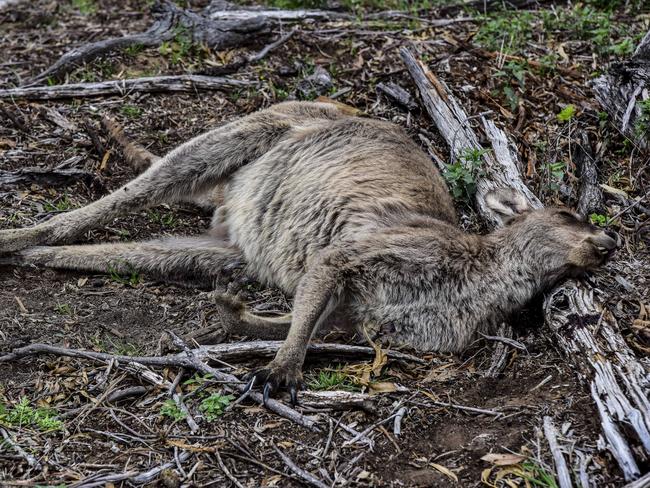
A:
[484,324,512,378]
[248,28,297,63]
[478,332,527,351]
[622,471,650,488]
[543,416,573,488]
[0,427,42,470]
[272,444,329,488]
[214,448,246,488]
[393,406,408,437]
[415,394,502,417]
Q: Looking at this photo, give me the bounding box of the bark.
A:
[0,75,253,100]
[401,47,650,482]
[592,29,650,150]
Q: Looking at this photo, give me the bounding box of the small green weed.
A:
[160,400,186,421]
[183,373,214,387]
[590,213,608,227]
[545,161,566,192]
[44,194,75,212]
[71,0,96,14]
[54,303,72,315]
[159,26,204,66]
[199,393,234,421]
[494,60,531,110]
[610,38,635,56]
[77,59,115,82]
[542,6,611,48]
[120,105,142,118]
[443,148,487,201]
[0,398,63,431]
[108,263,141,287]
[307,368,357,391]
[557,104,577,122]
[519,461,559,488]
[474,12,534,54]
[148,210,178,228]
[634,99,650,139]
[90,336,141,356]
[125,43,145,57]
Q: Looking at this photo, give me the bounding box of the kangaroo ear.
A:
[484,188,531,221]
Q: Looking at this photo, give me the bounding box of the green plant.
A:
[634,99,650,139]
[589,213,608,227]
[443,148,487,201]
[538,53,559,74]
[557,104,576,122]
[55,303,72,315]
[610,38,634,56]
[199,393,234,421]
[183,373,214,387]
[159,26,203,66]
[494,61,530,110]
[0,398,63,431]
[125,43,145,57]
[148,210,178,228]
[120,105,142,118]
[545,161,566,192]
[160,399,186,421]
[518,461,559,488]
[307,368,357,391]
[44,194,75,212]
[474,12,534,54]
[71,0,96,14]
[542,6,611,48]
[108,263,141,287]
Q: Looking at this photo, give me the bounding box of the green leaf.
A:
[557,104,576,122]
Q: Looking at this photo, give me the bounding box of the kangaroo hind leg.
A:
[6,235,245,288]
[0,109,295,253]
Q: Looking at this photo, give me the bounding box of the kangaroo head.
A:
[486,189,620,277]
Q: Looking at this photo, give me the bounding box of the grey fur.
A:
[0,101,618,396]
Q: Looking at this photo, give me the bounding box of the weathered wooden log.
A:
[297,390,373,411]
[205,0,473,26]
[0,340,425,366]
[574,132,603,216]
[592,29,650,150]
[401,47,650,481]
[0,75,253,100]
[27,0,271,85]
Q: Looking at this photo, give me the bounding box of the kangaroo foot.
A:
[244,361,304,406]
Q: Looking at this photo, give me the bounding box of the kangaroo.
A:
[0,101,619,404]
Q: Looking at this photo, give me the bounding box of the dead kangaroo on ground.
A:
[0,101,619,403]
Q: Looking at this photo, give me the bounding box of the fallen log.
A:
[0,340,425,366]
[592,29,650,150]
[0,75,253,100]
[27,0,271,85]
[401,47,650,481]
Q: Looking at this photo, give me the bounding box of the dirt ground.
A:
[0,0,649,486]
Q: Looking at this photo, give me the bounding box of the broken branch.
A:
[0,75,253,100]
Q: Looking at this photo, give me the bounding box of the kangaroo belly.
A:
[220,118,456,294]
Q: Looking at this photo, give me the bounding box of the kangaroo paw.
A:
[244,362,304,406]
[0,227,51,254]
